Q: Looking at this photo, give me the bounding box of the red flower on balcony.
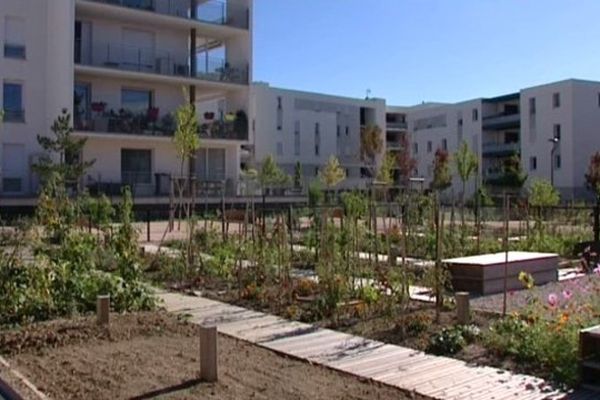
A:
[147,107,159,122]
[91,102,106,113]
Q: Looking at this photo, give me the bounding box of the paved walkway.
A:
[159,291,594,400]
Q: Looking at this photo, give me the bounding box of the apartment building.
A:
[1,0,252,201]
[401,79,600,201]
[249,83,386,190]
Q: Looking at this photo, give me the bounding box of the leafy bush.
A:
[427,324,480,355]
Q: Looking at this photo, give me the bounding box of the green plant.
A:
[528,179,560,207]
[454,141,478,224]
[430,148,452,191]
[427,326,467,355]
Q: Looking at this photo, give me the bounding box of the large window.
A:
[74,82,91,128]
[3,82,24,122]
[4,16,25,59]
[197,148,226,181]
[121,88,152,113]
[121,149,152,185]
[294,121,301,156]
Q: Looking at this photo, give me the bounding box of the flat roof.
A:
[444,251,558,265]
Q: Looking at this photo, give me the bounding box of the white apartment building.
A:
[403,79,600,202]
[249,83,386,190]
[1,0,252,201]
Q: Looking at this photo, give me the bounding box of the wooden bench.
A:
[580,325,600,390]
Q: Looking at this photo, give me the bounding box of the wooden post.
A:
[97,295,110,326]
[502,192,510,316]
[199,325,218,382]
[455,292,470,325]
[146,209,151,242]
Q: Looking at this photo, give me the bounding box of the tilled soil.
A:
[1,312,427,400]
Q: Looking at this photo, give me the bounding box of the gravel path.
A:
[470,274,598,314]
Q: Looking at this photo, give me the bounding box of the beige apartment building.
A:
[1,0,252,203]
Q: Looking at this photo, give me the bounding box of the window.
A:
[315,122,320,155]
[345,126,349,136]
[315,144,320,156]
[2,82,24,122]
[276,142,283,156]
[427,141,432,153]
[336,125,340,138]
[121,88,152,112]
[314,167,319,177]
[529,156,537,171]
[529,97,536,115]
[2,143,25,193]
[252,119,255,132]
[458,118,463,127]
[294,121,301,156]
[442,138,448,151]
[277,96,282,109]
[74,82,91,129]
[472,108,478,121]
[553,124,561,140]
[413,142,418,154]
[121,149,152,185]
[598,93,600,108]
[276,97,282,130]
[555,154,561,169]
[197,148,226,180]
[553,92,560,108]
[4,17,26,59]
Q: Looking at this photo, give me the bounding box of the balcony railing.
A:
[2,109,25,123]
[386,122,407,130]
[75,109,176,137]
[83,0,249,30]
[75,40,249,85]
[75,108,248,140]
[482,142,520,156]
[482,111,520,130]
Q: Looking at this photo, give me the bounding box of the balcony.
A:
[82,0,249,30]
[75,41,249,85]
[75,108,175,138]
[386,121,407,130]
[75,108,248,141]
[482,111,520,130]
[2,109,25,123]
[482,142,520,157]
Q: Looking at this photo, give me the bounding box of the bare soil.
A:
[0,312,428,400]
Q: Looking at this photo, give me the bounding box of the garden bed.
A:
[0,312,428,400]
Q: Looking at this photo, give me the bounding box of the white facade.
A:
[1,0,252,199]
[249,83,386,190]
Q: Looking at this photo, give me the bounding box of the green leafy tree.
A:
[585,151,600,202]
[360,124,384,179]
[394,133,417,185]
[33,109,94,188]
[377,152,397,186]
[488,154,527,190]
[430,148,452,192]
[528,179,560,207]
[173,102,200,177]
[319,155,346,189]
[259,154,290,190]
[454,141,478,224]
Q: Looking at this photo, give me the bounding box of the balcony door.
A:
[121,149,152,186]
[74,20,92,64]
[122,29,155,73]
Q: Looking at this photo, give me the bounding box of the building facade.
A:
[249,83,386,190]
[402,79,600,202]
[1,0,252,201]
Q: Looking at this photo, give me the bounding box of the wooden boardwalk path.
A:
[160,292,595,400]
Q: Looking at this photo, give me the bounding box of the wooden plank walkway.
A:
[159,291,595,400]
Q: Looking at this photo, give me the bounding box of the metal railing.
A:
[84,0,249,30]
[2,109,25,123]
[386,121,407,130]
[482,142,519,155]
[199,120,248,140]
[75,110,175,137]
[75,40,249,85]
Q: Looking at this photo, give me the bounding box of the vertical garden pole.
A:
[502,191,510,316]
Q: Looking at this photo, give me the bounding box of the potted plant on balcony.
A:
[204,111,215,121]
[91,102,109,132]
[91,101,107,113]
[146,107,159,135]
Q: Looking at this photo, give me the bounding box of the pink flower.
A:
[562,290,573,300]
[548,293,559,308]
[594,264,600,275]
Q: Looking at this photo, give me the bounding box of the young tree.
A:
[495,154,527,190]
[319,155,346,190]
[430,148,452,192]
[360,124,384,179]
[173,103,200,177]
[528,178,560,207]
[454,141,478,224]
[259,154,290,192]
[33,109,94,189]
[377,152,396,186]
[395,133,417,185]
[585,151,600,201]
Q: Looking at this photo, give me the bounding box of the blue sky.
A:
[253,0,600,105]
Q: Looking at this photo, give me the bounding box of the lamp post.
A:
[548,137,560,187]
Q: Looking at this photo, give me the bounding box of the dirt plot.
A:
[1,312,427,400]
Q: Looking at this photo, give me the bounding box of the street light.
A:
[548,137,560,186]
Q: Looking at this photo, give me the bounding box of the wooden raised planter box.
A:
[443,251,559,295]
[580,325,600,389]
